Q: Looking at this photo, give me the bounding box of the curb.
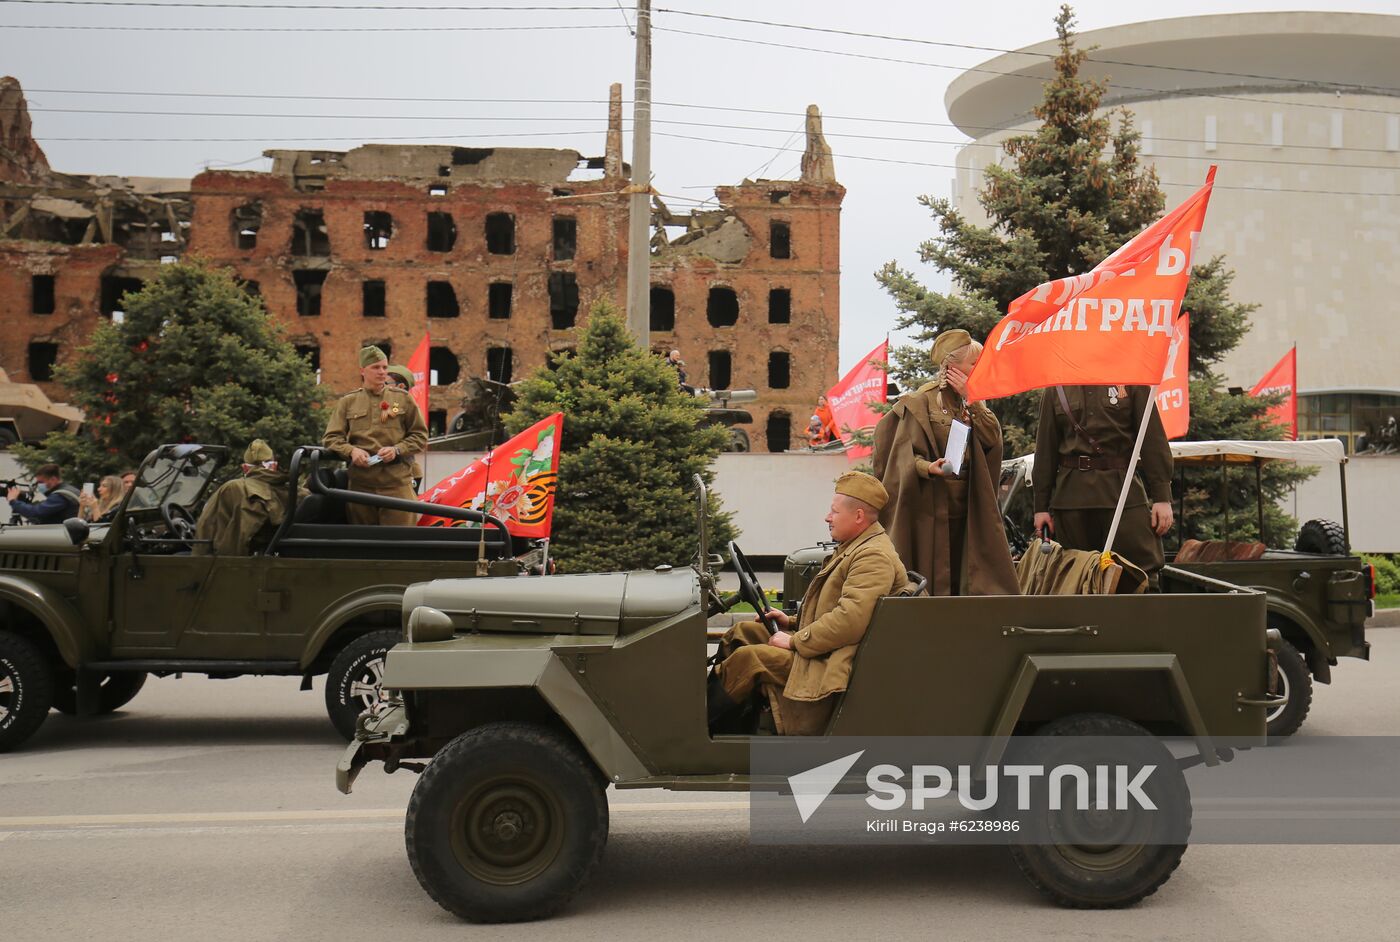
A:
[1366,608,1400,629]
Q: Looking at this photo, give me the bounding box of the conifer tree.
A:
[876,4,1305,543]
[14,262,327,483]
[505,302,735,573]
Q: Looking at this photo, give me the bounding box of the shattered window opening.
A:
[100,275,143,318]
[650,285,675,332]
[426,212,457,253]
[363,211,393,250]
[453,147,493,166]
[769,190,791,205]
[708,351,732,390]
[231,202,262,250]
[294,344,321,373]
[766,410,792,453]
[548,272,579,329]
[428,185,448,197]
[488,282,513,320]
[362,280,386,317]
[291,208,330,257]
[31,275,55,315]
[769,221,791,259]
[27,341,58,382]
[552,216,577,261]
[486,346,514,385]
[242,280,260,298]
[427,281,460,318]
[768,288,791,324]
[706,287,739,327]
[486,212,515,255]
[768,351,791,389]
[293,270,327,317]
[429,346,460,385]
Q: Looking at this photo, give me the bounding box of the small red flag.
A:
[826,340,889,460]
[418,413,563,538]
[1250,347,1297,440]
[1155,313,1191,440]
[406,333,431,426]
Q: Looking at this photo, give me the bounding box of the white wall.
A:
[1290,456,1400,554]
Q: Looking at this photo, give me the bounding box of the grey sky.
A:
[6,0,1395,373]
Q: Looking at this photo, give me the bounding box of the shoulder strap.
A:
[1053,385,1103,456]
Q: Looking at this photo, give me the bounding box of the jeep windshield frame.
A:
[126,444,227,514]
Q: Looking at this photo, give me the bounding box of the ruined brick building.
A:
[1,78,843,451]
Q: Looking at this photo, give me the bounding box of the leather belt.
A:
[1060,454,1129,471]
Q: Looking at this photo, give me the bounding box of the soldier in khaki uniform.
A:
[707,471,907,735]
[1032,385,1174,581]
[194,439,291,555]
[386,364,427,488]
[323,346,428,526]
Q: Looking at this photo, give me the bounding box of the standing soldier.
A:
[386,364,426,489]
[323,346,428,526]
[1032,385,1174,583]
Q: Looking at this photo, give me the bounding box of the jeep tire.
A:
[51,671,147,716]
[1008,713,1190,909]
[1267,637,1312,739]
[325,629,401,741]
[1295,518,1347,556]
[0,631,56,751]
[405,722,608,923]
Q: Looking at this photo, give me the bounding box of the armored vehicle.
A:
[339,477,1281,922]
[0,444,525,752]
[698,388,756,453]
[999,440,1375,737]
[0,367,83,448]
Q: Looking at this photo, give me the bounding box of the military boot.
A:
[707,670,741,732]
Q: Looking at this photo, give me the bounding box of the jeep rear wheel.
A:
[1295,518,1346,556]
[405,722,608,923]
[325,629,401,741]
[0,631,55,752]
[1008,713,1190,909]
[1267,638,1312,739]
[51,671,147,716]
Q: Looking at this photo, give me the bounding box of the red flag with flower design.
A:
[417,413,563,537]
[406,333,430,424]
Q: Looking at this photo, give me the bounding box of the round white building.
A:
[947,11,1400,453]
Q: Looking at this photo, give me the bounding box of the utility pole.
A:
[624,0,652,344]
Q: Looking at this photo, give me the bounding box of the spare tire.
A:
[1295,518,1346,556]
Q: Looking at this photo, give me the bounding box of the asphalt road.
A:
[3,632,1398,941]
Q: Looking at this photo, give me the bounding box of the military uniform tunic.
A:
[1032,384,1173,576]
[193,468,291,556]
[323,385,429,526]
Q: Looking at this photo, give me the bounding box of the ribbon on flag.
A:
[418,413,563,537]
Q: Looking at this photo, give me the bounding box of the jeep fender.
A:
[0,574,93,668]
[384,637,651,785]
[298,585,406,671]
[1263,596,1333,683]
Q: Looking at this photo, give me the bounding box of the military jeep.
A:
[0,443,525,752]
[1000,439,1375,737]
[338,477,1281,923]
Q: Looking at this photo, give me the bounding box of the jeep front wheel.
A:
[325,629,401,740]
[1008,713,1190,909]
[405,722,608,923]
[51,671,147,715]
[0,631,56,752]
[1267,638,1312,739]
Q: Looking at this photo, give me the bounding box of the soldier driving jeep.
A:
[707,471,906,735]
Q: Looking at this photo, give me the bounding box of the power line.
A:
[0,1,614,9]
[0,21,620,31]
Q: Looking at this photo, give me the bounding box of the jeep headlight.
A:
[406,605,455,643]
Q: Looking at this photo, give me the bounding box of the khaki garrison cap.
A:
[243,439,274,464]
[834,470,888,512]
[929,328,972,368]
[360,345,388,368]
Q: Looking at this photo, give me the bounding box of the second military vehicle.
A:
[0,443,527,752]
[0,367,83,449]
[339,477,1281,923]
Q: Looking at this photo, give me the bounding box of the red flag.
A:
[1250,348,1297,440]
[967,168,1217,401]
[1155,313,1191,439]
[406,333,431,426]
[418,413,563,537]
[826,340,889,460]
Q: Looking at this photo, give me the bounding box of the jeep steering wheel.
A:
[729,541,775,631]
[162,501,196,541]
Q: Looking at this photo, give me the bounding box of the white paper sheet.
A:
[944,419,971,476]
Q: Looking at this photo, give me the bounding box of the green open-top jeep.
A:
[339,477,1282,923]
[0,443,526,751]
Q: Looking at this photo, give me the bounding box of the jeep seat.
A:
[1175,539,1267,563]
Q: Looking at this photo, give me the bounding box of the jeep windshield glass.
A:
[127,450,221,512]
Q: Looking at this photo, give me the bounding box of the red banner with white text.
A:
[966,168,1216,401]
[826,340,888,460]
[1250,348,1297,440]
[1155,313,1191,439]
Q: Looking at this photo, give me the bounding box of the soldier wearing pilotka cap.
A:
[322,345,428,526]
[706,471,907,736]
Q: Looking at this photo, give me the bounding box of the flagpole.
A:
[540,538,551,575]
[1101,384,1160,567]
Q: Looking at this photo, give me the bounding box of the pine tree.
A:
[876,3,1305,544]
[504,301,736,573]
[14,262,327,483]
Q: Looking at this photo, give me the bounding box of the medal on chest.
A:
[1108,385,1122,406]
